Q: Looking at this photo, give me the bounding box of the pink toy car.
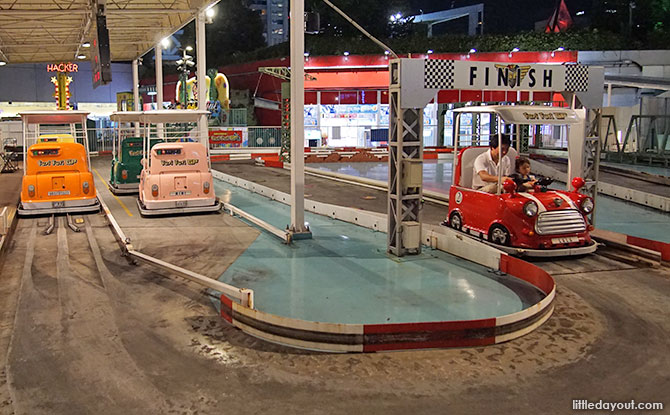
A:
[136,110,221,216]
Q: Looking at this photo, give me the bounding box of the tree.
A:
[203,0,265,67]
[306,0,411,38]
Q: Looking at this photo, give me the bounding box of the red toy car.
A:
[446,146,597,256]
[444,105,598,257]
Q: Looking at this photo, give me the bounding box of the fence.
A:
[35,125,447,154]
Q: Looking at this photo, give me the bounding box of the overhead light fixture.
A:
[82,42,91,48]
[551,46,565,57]
[205,6,215,18]
[161,37,170,49]
[185,46,193,52]
[304,52,310,57]
[467,48,477,58]
[343,51,349,56]
[0,61,6,66]
[508,47,520,58]
[427,49,434,54]
[77,54,87,59]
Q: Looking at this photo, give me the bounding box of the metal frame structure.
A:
[388,60,423,256]
[387,58,605,256]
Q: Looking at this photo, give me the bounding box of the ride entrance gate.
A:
[387,58,605,256]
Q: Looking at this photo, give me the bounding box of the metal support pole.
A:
[155,43,163,109]
[607,83,612,107]
[289,0,310,238]
[132,58,140,134]
[196,10,208,147]
[155,42,164,140]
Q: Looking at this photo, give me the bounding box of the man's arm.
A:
[478,170,512,183]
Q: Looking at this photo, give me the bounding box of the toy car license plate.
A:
[52,201,65,208]
[48,190,70,196]
[169,191,191,196]
[175,201,187,208]
[551,236,579,244]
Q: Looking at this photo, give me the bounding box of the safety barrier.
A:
[98,196,254,308]
[212,169,556,352]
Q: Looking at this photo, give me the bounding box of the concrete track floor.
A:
[0,158,667,414]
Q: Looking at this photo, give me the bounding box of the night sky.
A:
[408,0,595,32]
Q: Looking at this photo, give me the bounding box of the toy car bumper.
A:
[108,181,139,195]
[18,197,101,216]
[136,197,221,216]
[494,241,599,257]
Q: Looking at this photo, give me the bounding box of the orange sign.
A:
[209,130,243,148]
[47,62,79,73]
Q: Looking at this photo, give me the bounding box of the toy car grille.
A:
[536,209,586,235]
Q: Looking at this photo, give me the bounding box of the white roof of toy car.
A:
[110,111,143,123]
[453,105,581,125]
[19,110,90,125]
[139,110,209,124]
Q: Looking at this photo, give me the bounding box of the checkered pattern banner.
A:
[565,64,589,92]
[424,60,455,90]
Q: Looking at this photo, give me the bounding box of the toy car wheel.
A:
[449,211,463,231]
[489,224,511,246]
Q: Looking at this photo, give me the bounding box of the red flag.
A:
[545,0,573,33]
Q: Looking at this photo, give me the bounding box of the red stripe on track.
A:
[364,318,495,335]
[220,295,233,323]
[499,254,555,295]
[627,235,670,261]
[264,160,284,168]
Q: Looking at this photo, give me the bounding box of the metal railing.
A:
[75,125,449,153]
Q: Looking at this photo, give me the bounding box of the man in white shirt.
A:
[472,134,512,193]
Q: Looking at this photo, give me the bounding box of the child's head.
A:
[516,157,531,176]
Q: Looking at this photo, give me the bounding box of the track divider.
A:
[223,202,291,243]
[287,164,451,207]
[0,205,18,260]
[212,169,557,352]
[97,196,254,308]
[592,228,670,262]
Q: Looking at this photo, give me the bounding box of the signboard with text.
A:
[209,129,244,148]
[394,58,604,109]
[91,14,112,88]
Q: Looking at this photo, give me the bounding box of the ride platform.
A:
[90,156,556,352]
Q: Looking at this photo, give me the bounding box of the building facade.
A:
[247,0,289,46]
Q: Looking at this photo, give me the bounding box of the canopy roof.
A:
[0,0,216,63]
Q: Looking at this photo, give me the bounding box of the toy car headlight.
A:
[523,201,538,217]
[581,198,594,213]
